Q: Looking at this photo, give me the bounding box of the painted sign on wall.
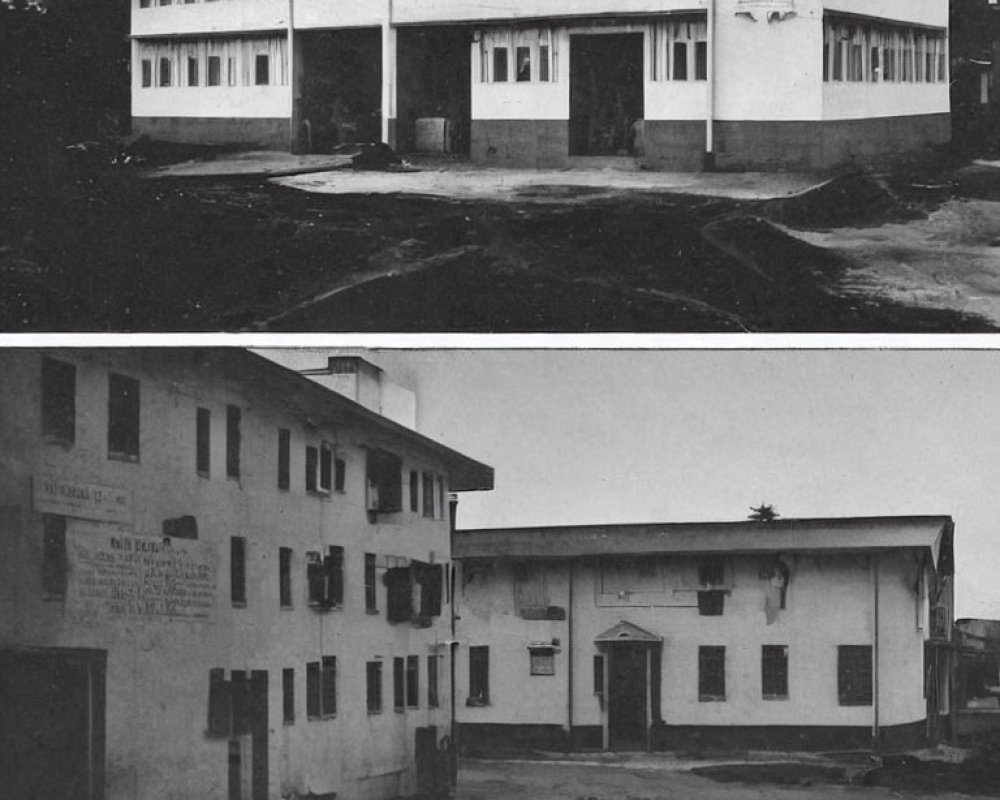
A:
[33,475,133,524]
[67,531,217,623]
[735,0,795,17]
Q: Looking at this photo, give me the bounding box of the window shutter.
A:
[208,668,231,737]
[384,567,413,623]
[326,546,344,606]
[307,552,325,606]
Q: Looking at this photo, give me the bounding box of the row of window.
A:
[479,29,554,84]
[230,537,446,622]
[650,19,708,82]
[136,37,288,90]
[40,357,448,519]
[206,655,441,736]
[823,19,948,84]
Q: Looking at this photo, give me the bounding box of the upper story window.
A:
[277,428,290,490]
[698,556,726,616]
[422,471,435,518]
[307,546,344,609]
[226,405,241,479]
[366,448,402,515]
[196,407,210,477]
[230,536,247,606]
[823,18,947,85]
[334,456,346,492]
[41,356,76,445]
[108,373,140,462]
[468,646,490,706]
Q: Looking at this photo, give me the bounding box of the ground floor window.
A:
[762,645,789,699]
[468,646,490,706]
[823,17,947,84]
[480,27,556,84]
[136,35,289,90]
[838,645,872,705]
[698,645,726,701]
[650,16,708,82]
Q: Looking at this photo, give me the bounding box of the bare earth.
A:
[454,757,982,800]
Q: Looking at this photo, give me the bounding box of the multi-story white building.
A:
[0,348,493,800]
[130,0,949,169]
[452,517,955,753]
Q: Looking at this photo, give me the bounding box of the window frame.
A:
[698,645,726,702]
[230,536,247,606]
[468,646,490,706]
[406,655,419,709]
[761,645,789,700]
[41,356,76,445]
[196,407,211,477]
[282,667,295,724]
[364,553,378,612]
[393,656,406,711]
[367,660,383,713]
[279,546,293,609]
[277,428,290,490]
[427,655,439,708]
[838,644,873,706]
[107,372,140,462]
[225,405,241,479]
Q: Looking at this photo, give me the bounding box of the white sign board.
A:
[67,531,217,623]
[736,0,795,14]
[33,475,133,524]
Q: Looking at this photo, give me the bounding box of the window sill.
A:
[698,696,726,702]
[43,435,74,449]
[283,720,295,726]
[839,700,873,707]
[368,708,383,715]
[366,608,380,615]
[232,601,247,608]
[108,452,139,464]
[394,707,405,714]
[280,604,294,611]
[197,470,210,480]
[466,699,490,708]
[762,695,789,701]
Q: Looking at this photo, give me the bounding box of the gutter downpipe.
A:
[704,0,716,170]
[287,0,296,152]
[449,495,460,784]
[381,0,395,145]
[566,559,574,752]
[872,554,881,754]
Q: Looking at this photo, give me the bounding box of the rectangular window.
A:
[870,46,880,82]
[41,357,76,444]
[516,46,531,81]
[410,470,419,512]
[468,646,490,706]
[838,645,873,705]
[393,657,405,711]
[422,471,434,517]
[406,655,419,708]
[334,457,346,492]
[141,59,152,87]
[187,56,199,86]
[140,0,150,6]
[695,41,707,80]
[255,54,269,85]
[226,405,241,479]
[208,668,231,737]
[279,547,292,608]
[698,645,726,701]
[438,477,445,520]
[364,553,377,612]
[41,514,67,597]
[326,545,344,606]
[159,57,172,87]
[366,449,402,513]
[108,373,140,461]
[277,428,290,490]
[321,656,337,716]
[208,55,221,86]
[319,443,333,493]
[493,47,508,82]
[196,407,210,477]
[306,662,320,719]
[231,536,246,605]
[282,668,295,723]
[305,446,318,492]
[385,566,413,622]
[672,42,688,80]
[427,655,439,708]
[367,661,383,712]
[529,647,556,676]
[762,645,789,699]
[539,45,550,81]
[593,654,605,696]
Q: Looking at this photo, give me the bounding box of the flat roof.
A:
[455,516,953,572]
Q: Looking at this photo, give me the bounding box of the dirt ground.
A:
[453,757,985,800]
[3,145,1000,332]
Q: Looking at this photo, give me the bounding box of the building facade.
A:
[452,517,955,753]
[130,0,949,170]
[0,348,493,800]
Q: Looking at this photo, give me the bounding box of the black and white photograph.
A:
[4,0,1000,331]
[2,344,1000,800]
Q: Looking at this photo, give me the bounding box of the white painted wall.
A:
[0,350,463,800]
[131,0,289,37]
[295,0,389,30]
[823,82,949,120]
[824,0,946,28]
[393,0,707,26]
[456,549,935,733]
[132,85,290,118]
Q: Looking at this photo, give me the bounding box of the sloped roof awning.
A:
[594,620,662,644]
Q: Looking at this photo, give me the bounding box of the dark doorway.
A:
[607,644,648,751]
[299,29,382,152]
[396,26,472,155]
[569,33,644,157]
[250,671,269,800]
[0,648,106,800]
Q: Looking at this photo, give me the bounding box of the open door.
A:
[569,33,644,157]
[0,648,106,800]
[595,620,662,752]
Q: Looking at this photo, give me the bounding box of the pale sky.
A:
[265,347,1000,619]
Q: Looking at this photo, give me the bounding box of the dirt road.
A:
[455,757,981,800]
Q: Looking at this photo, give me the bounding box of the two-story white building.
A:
[452,517,955,753]
[130,0,949,169]
[0,348,493,800]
